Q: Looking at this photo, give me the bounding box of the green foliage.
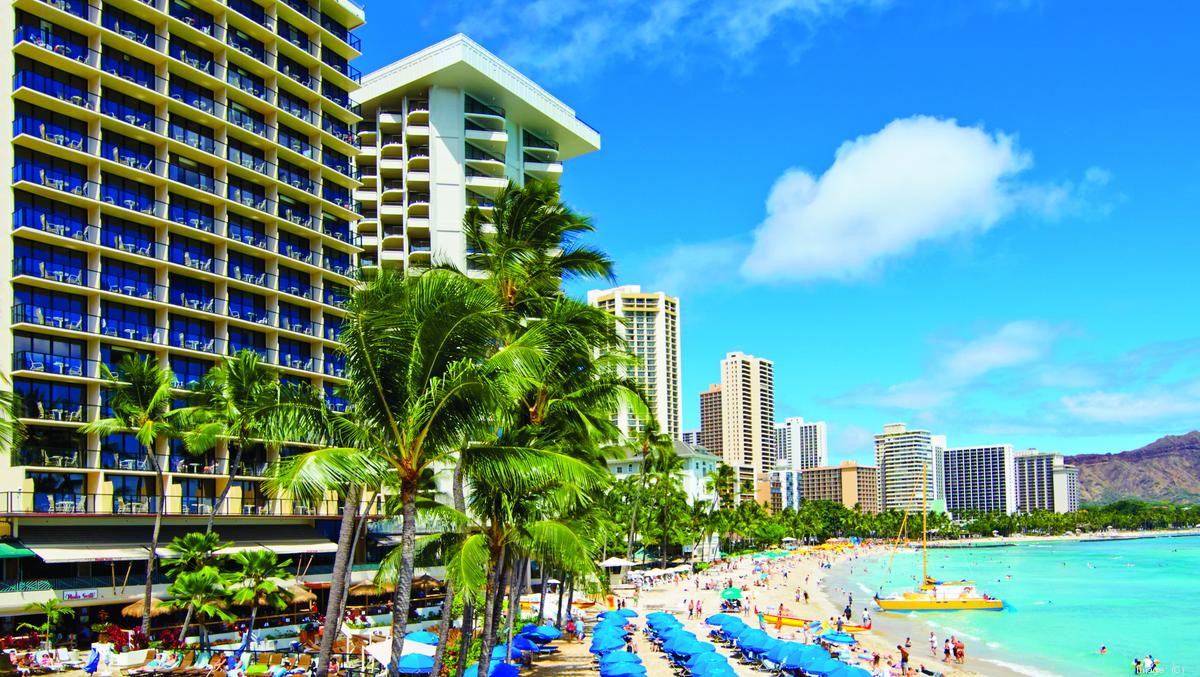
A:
[17,599,75,638]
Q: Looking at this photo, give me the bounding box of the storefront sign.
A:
[62,589,98,601]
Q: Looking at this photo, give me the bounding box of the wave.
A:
[978,657,1066,677]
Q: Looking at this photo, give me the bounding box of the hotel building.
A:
[698,352,774,505]
[350,34,599,273]
[0,0,368,616]
[1014,450,1080,513]
[874,423,943,513]
[799,461,879,513]
[681,429,700,446]
[587,285,681,440]
[774,417,827,470]
[941,444,1017,516]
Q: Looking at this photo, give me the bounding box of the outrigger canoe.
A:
[761,613,871,633]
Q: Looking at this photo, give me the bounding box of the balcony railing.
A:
[170,331,224,354]
[14,69,95,109]
[15,27,92,66]
[100,317,164,344]
[100,277,163,301]
[0,492,349,517]
[38,0,94,20]
[17,400,91,424]
[12,305,90,332]
[14,257,88,286]
[14,206,90,241]
[229,0,272,30]
[101,98,160,132]
[13,351,92,377]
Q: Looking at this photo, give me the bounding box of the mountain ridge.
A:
[1066,431,1200,504]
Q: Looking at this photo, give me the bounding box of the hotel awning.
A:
[20,525,336,564]
[0,541,35,559]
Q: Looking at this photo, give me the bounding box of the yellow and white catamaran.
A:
[874,467,1004,612]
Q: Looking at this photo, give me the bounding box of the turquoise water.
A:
[824,535,1200,676]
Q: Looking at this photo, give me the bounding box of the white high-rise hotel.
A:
[587,285,681,439]
[774,417,827,470]
[942,444,1017,515]
[352,35,600,272]
[1015,450,1079,513]
[875,423,944,513]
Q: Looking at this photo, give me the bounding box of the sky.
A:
[354,1,1200,463]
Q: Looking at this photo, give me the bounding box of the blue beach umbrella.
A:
[828,665,872,677]
[599,610,625,619]
[704,613,736,626]
[520,623,538,634]
[533,625,562,639]
[512,636,539,653]
[645,611,674,621]
[661,634,698,654]
[764,640,800,664]
[616,608,638,618]
[599,652,642,666]
[404,631,439,646]
[685,652,727,670]
[818,631,857,645]
[736,629,771,652]
[599,664,647,677]
[590,635,626,654]
[490,645,522,661]
[395,654,434,675]
[803,656,845,676]
[681,641,717,656]
[462,662,519,677]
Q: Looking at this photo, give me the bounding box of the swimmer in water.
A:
[1099,646,1107,654]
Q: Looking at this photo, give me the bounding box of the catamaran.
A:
[874,466,1004,612]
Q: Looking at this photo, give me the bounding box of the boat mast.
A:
[922,461,928,584]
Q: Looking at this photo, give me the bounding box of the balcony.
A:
[13,305,89,333]
[13,351,91,378]
[100,276,162,301]
[171,291,221,315]
[281,244,318,266]
[13,257,87,287]
[228,70,270,100]
[104,143,157,174]
[14,204,91,241]
[0,492,351,517]
[228,108,267,135]
[229,0,273,30]
[170,332,221,354]
[100,317,162,344]
[15,26,93,67]
[229,186,271,213]
[169,4,216,37]
[101,185,158,215]
[15,163,92,199]
[280,170,317,195]
[101,97,159,133]
[227,33,268,66]
[37,0,93,20]
[17,398,90,424]
[465,97,505,119]
[14,69,94,110]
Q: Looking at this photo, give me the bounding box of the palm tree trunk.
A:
[564,577,575,625]
[315,489,360,677]
[536,567,550,624]
[440,463,468,677]
[142,453,166,636]
[337,491,376,620]
[179,605,195,646]
[206,441,246,532]
[386,479,420,676]
[487,551,510,641]
[502,556,525,662]
[476,543,505,677]
[452,596,476,677]
[661,498,669,570]
[555,574,565,625]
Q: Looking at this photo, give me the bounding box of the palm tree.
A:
[464,179,613,314]
[626,421,673,560]
[82,355,180,635]
[17,599,74,648]
[648,445,685,568]
[228,550,295,636]
[707,463,737,509]
[181,350,284,531]
[163,532,229,642]
[163,567,234,647]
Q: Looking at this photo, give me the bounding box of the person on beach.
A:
[929,632,937,656]
[1133,657,1143,674]
[954,639,965,664]
[897,645,909,673]
[943,639,951,663]
[803,590,809,604]
[862,607,872,626]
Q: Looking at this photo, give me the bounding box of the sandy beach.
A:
[618,548,1028,677]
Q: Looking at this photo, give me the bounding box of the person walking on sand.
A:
[897,645,909,674]
[929,632,937,657]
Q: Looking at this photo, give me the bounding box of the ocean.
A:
[822,534,1200,677]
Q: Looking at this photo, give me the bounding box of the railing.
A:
[170,88,222,119]
[281,353,315,371]
[169,331,224,354]
[104,14,166,51]
[12,351,93,377]
[465,145,503,163]
[99,317,164,344]
[408,192,431,205]
[227,306,274,326]
[168,124,219,156]
[99,277,164,302]
[100,185,159,215]
[323,185,353,209]
[17,400,94,424]
[279,170,316,195]
[101,97,160,132]
[14,26,93,66]
[169,164,218,194]
[0,492,352,517]
[227,34,267,65]
[228,149,272,176]
[168,204,217,234]
[170,291,224,315]
[13,69,95,109]
[14,162,92,197]
[169,248,224,275]
[13,258,89,287]
[101,231,164,259]
[100,55,166,94]
[227,69,271,101]
[322,115,355,144]
[104,142,158,174]
[523,131,559,151]
[12,447,87,468]
[228,107,267,135]
[280,98,317,125]
[38,0,95,21]
[12,306,92,333]
[465,98,505,117]
[14,205,91,241]
[228,266,274,288]
[169,4,216,37]
[279,132,316,159]
[281,245,319,265]
[228,185,272,213]
[229,0,273,30]
[279,315,316,336]
[280,60,314,89]
[229,228,272,250]
[172,44,216,76]
[280,208,314,229]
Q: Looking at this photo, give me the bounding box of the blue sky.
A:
[355,1,1200,462]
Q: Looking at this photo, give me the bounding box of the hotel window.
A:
[229,217,268,249]
[169,115,217,155]
[102,5,155,46]
[228,139,267,173]
[15,148,87,194]
[101,172,156,214]
[228,326,267,359]
[15,12,87,59]
[103,216,156,256]
[228,63,266,98]
[101,257,156,298]
[170,78,217,115]
[14,285,86,328]
[14,102,87,151]
[14,56,89,106]
[279,88,312,122]
[14,189,87,239]
[102,131,156,173]
[170,35,214,74]
[169,154,216,193]
[29,472,86,511]
[169,234,214,272]
[14,239,86,284]
[228,101,266,134]
[111,475,153,513]
[228,289,268,324]
[100,301,156,342]
[277,19,309,52]
[170,314,215,352]
[101,49,155,89]
[228,252,267,286]
[171,355,213,390]
[168,194,215,233]
[14,331,85,374]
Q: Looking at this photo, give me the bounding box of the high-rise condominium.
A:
[681,429,700,446]
[0,0,365,615]
[351,34,600,273]
[1014,450,1080,513]
[800,462,880,513]
[699,352,774,503]
[875,423,943,513]
[941,445,1017,515]
[587,285,681,439]
[774,417,828,470]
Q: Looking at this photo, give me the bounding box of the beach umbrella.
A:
[405,631,439,646]
[462,662,519,677]
[490,645,522,662]
[533,624,562,640]
[803,656,845,676]
[599,652,642,666]
[121,595,169,618]
[589,635,626,654]
[818,631,857,645]
[348,581,394,597]
[616,608,637,618]
[765,640,799,664]
[685,652,728,670]
[662,635,700,654]
[645,611,675,621]
[395,654,434,675]
[520,623,539,634]
[827,666,871,677]
[512,636,539,653]
[600,664,646,677]
[704,613,736,626]
[681,641,717,656]
[599,610,625,620]
[719,587,742,600]
[599,556,636,568]
[412,574,442,593]
[736,629,771,652]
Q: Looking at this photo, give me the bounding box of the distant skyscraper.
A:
[682,429,701,446]
[1015,450,1080,513]
[875,423,940,513]
[774,417,828,470]
[941,444,1017,515]
[699,384,723,458]
[800,462,881,513]
[587,285,681,439]
[704,352,775,504]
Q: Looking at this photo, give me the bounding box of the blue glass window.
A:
[228,29,265,63]
[15,378,85,424]
[14,147,87,195]
[100,344,153,375]
[228,252,267,286]
[324,250,351,276]
[14,238,86,285]
[170,34,214,73]
[324,385,350,413]
[100,432,146,470]
[14,285,86,330]
[18,428,83,469]
[169,77,217,116]
[170,0,215,36]
[110,474,155,513]
[14,331,85,375]
[322,114,353,143]
[278,124,313,158]
[228,289,268,324]
[14,189,88,240]
[279,266,311,298]
[322,81,350,109]
[170,275,215,311]
[228,176,268,211]
[171,355,213,390]
[102,131,156,173]
[179,478,215,513]
[168,194,215,233]
[325,317,344,342]
[101,49,155,90]
[14,101,87,152]
[228,216,268,249]
[169,115,216,155]
[102,6,156,48]
[169,153,216,193]
[279,338,311,370]
[278,159,314,194]
[278,54,311,88]
[323,215,352,243]
[279,195,313,230]
[325,283,350,308]
[279,89,313,123]
[279,302,311,334]
[15,12,88,62]
[279,229,312,262]
[228,327,266,359]
[325,352,346,377]
[101,88,154,130]
[323,184,351,210]
[228,139,268,174]
[101,301,157,343]
[29,471,86,511]
[14,56,89,107]
[101,172,156,214]
[170,234,215,273]
[228,101,266,135]
[170,313,215,352]
[101,257,157,299]
[277,19,309,53]
[102,217,156,257]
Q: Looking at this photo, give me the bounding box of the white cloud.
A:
[644,239,747,296]
[741,116,1036,281]
[835,321,1061,410]
[449,0,888,83]
[1061,382,1200,424]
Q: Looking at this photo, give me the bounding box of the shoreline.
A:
[927,527,1200,548]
